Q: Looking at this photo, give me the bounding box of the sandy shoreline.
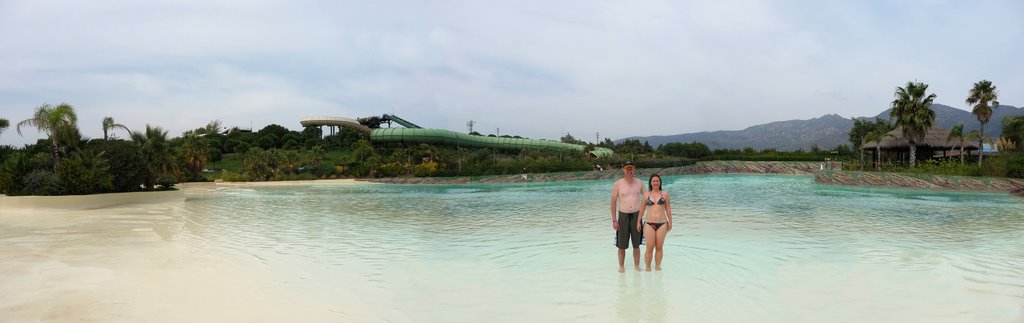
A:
[210,178,374,187]
[0,186,368,321]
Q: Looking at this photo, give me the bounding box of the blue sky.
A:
[1,0,1022,146]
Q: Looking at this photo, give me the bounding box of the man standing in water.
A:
[611,161,644,272]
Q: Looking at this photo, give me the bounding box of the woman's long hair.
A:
[648,174,662,191]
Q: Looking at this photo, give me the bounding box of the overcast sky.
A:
[1,0,1022,146]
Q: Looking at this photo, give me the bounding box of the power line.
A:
[466,120,475,133]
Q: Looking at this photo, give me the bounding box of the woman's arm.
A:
[664,192,673,230]
[637,192,649,230]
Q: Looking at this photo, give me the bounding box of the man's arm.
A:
[610,183,619,229]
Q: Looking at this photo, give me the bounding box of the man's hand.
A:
[612,220,619,230]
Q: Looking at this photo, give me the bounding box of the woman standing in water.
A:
[637,174,672,271]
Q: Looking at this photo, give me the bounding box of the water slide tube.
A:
[382,114,422,128]
[299,116,614,158]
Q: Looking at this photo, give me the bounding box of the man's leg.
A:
[630,212,643,271]
[633,248,642,271]
[617,248,626,273]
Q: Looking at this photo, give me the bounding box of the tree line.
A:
[846,79,1023,177]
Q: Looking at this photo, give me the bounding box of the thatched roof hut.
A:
[861,125,980,151]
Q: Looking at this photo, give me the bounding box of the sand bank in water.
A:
[0,192,362,321]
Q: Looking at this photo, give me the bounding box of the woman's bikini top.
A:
[645,195,665,206]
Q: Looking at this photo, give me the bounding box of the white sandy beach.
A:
[0,181,372,322]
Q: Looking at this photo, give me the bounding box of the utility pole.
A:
[467,120,475,133]
[595,132,599,144]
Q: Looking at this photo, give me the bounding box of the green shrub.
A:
[91,140,145,192]
[0,152,32,195]
[1004,152,1024,179]
[156,174,178,190]
[56,150,114,195]
[21,169,62,196]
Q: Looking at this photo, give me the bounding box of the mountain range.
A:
[621,104,1023,151]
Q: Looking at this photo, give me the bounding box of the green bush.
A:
[56,150,114,195]
[156,175,178,190]
[91,140,146,192]
[21,169,62,196]
[0,152,32,195]
[376,162,407,177]
[1004,152,1024,179]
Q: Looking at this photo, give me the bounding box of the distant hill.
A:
[621,104,1023,151]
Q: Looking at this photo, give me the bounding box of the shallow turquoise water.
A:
[183,175,1024,322]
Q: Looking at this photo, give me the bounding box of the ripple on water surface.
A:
[181,175,1024,322]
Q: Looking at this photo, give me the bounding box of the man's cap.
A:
[623,161,635,168]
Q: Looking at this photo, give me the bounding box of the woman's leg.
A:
[643,224,656,271]
[654,225,669,270]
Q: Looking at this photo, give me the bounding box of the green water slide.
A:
[299,115,613,158]
[382,114,422,129]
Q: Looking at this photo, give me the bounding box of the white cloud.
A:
[1,0,1022,146]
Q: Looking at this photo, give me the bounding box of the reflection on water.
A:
[182,175,1024,322]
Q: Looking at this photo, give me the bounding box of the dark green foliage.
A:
[614,139,654,155]
[0,152,33,195]
[560,133,588,145]
[235,142,251,154]
[21,169,62,195]
[658,142,711,158]
[256,135,277,150]
[156,175,177,189]
[209,147,223,163]
[283,139,300,150]
[257,124,290,141]
[56,150,113,195]
[849,118,892,150]
[93,140,146,192]
[1002,116,1024,151]
[207,136,225,152]
[1004,152,1024,178]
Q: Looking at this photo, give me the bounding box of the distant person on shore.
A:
[611,161,645,272]
[637,174,672,271]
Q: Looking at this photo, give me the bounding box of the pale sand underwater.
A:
[0,181,375,322]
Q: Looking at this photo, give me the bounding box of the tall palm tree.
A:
[966,80,999,165]
[131,125,176,189]
[16,103,79,171]
[102,116,131,140]
[0,118,9,138]
[890,81,937,168]
[947,124,967,164]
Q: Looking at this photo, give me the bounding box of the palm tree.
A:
[16,103,79,171]
[179,132,210,181]
[966,80,999,165]
[890,81,936,168]
[102,117,131,140]
[864,128,895,171]
[947,124,966,164]
[0,118,9,138]
[131,125,176,189]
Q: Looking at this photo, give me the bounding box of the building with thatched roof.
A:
[861,125,980,166]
